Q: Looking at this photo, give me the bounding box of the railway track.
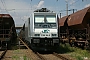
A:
[36,52,75,60]
[53,52,73,60]
[19,38,75,60]
[0,49,7,60]
[36,52,61,60]
[18,38,41,60]
[0,38,40,60]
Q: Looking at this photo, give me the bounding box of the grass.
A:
[59,43,90,60]
[12,55,19,60]
[69,48,90,60]
[12,55,31,60]
[56,43,74,53]
[12,49,31,60]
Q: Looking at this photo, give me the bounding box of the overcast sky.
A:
[0,0,90,27]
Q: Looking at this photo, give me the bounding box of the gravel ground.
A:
[0,51,4,55]
[2,49,40,60]
[58,54,76,60]
[42,54,62,60]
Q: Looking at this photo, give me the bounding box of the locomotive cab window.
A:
[46,15,56,23]
[34,15,57,28]
[46,15,57,28]
[35,15,44,23]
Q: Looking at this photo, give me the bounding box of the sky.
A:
[0,0,90,27]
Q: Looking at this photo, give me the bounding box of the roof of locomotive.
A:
[34,8,56,13]
[34,12,56,15]
[34,8,50,12]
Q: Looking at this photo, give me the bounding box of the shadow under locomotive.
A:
[29,38,60,52]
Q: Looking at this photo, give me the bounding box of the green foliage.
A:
[12,55,31,60]
[59,44,90,60]
[76,56,83,60]
[23,55,27,60]
[12,49,31,60]
[62,44,90,60]
[12,55,19,60]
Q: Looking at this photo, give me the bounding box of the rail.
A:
[0,49,7,60]
[18,38,30,49]
[36,52,46,60]
[19,37,74,60]
[18,38,42,60]
[53,52,72,60]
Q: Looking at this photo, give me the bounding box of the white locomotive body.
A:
[25,8,60,51]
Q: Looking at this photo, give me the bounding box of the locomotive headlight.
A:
[52,34,57,36]
[53,39,59,43]
[34,34,40,36]
[33,39,40,43]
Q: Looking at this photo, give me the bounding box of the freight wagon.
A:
[59,6,90,49]
[0,14,17,49]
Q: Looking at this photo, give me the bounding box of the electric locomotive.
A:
[24,8,60,51]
